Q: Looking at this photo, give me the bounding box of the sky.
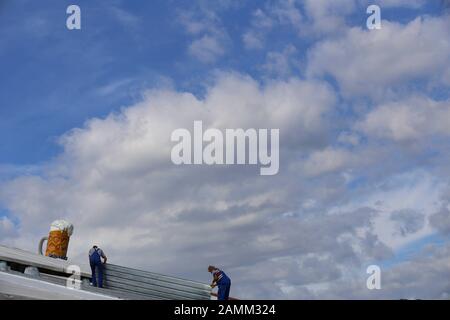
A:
[0,0,449,299]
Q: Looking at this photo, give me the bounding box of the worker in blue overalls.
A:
[89,245,107,288]
[208,265,231,300]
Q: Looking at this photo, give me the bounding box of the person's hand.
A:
[210,284,216,289]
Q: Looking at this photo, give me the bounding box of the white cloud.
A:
[242,8,274,50]
[0,216,16,242]
[307,16,450,97]
[303,147,354,177]
[353,170,444,250]
[302,0,357,36]
[108,6,141,29]
[188,35,226,63]
[357,96,450,142]
[242,30,264,50]
[1,71,449,298]
[375,0,426,8]
[0,73,345,298]
[242,1,302,50]
[178,4,230,63]
[271,0,303,29]
[261,45,300,77]
[96,78,135,96]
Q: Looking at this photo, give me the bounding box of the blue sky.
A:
[0,0,449,299]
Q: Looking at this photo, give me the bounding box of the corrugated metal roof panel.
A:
[104,264,211,300]
[0,245,211,300]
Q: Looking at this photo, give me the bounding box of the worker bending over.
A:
[89,245,107,288]
[208,265,231,300]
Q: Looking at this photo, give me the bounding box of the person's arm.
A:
[101,250,107,264]
[210,273,219,288]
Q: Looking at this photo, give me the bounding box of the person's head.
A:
[93,245,98,249]
[208,265,215,273]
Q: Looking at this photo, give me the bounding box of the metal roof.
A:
[0,244,91,277]
[0,245,211,300]
[0,271,117,300]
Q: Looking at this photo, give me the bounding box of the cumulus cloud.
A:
[302,0,357,36]
[5,70,441,298]
[1,73,355,298]
[2,70,447,298]
[243,0,359,48]
[356,96,450,142]
[307,16,450,97]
